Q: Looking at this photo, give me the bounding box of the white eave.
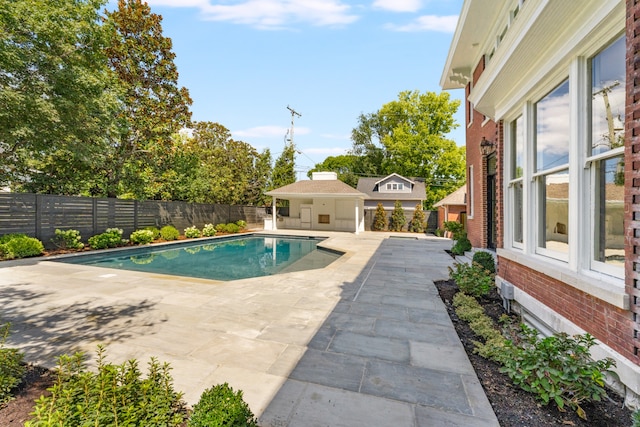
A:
[441,0,624,119]
[439,0,508,91]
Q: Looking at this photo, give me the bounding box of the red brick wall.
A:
[498,258,633,359]
[626,0,640,362]
[465,56,499,248]
[437,205,466,230]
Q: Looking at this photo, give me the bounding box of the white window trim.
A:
[468,165,474,219]
[502,52,625,286]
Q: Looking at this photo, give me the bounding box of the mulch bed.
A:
[434,278,633,426]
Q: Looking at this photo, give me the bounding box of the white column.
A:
[354,200,360,235]
[272,198,278,231]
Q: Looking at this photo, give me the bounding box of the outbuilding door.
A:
[301,206,312,229]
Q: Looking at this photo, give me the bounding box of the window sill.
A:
[497,248,629,310]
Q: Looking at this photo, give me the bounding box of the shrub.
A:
[409,203,426,233]
[448,261,494,298]
[0,234,44,259]
[160,225,180,241]
[26,346,186,427]
[88,228,125,250]
[472,251,496,275]
[500,324,615,420]
[372,203,387,231]
[184,226,202,238]
[51,229,84,250]
[434,228,444,237]
[144,226,161,240]
[452,293,509,364]
[633,409,640,427]
[225,223,240,234]
[188,383,257,427]
[389,200,406,231]
[0,322,26,405]
[202,223,217,237]
[215,223,227,233]
[443,221,465,240]
[130,229,155,245]
[451,232,472,255]
[235,220,247,230]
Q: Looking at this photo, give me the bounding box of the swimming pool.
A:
[57,234,342,281]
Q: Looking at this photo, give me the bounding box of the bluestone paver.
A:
[0,231,498,426]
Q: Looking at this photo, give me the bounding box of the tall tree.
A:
[186,122,271,205]
[308,155,359,188]
[350,90,465,208]
[0,0,118,194]
[271,142,296,190]
[103,0,192,198]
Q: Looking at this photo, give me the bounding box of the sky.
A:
[108,0,465,180]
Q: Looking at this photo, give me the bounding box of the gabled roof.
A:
[373,173,414,187]
[356,174,426,201]
[433,185,467,208]
[266,179,368,199]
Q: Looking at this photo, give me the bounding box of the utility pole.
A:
[286,105,301,147]
[593,80,621,149]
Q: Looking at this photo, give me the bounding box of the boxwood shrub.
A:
[188,383,257,427]
[0,234,44,260]
[160,225,180,241]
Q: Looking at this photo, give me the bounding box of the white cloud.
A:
[233,125,310,138]
[372,0,422,13]
[385,14,458,32]
[146,0,358,29]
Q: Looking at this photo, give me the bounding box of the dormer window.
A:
[386,183,404,191]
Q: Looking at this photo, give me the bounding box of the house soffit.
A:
[469,0,624,119]
[440,0,510,90]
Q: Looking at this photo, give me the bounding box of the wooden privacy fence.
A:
[0,193,270,248]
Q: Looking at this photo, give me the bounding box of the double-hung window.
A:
[534,80,570,259]
[588,35,625,277]
[509,116,524,246]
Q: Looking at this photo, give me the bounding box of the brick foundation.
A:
[498,257,632,360]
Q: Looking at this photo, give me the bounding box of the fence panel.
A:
[0,193,269,248]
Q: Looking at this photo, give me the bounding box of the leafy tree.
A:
[0,0,119,194]
[350,90,465,208]
[373,203,387,231]
[409,203,426,232]
[308,155,359,188]
[270,142,296,205]
[184,122,270,205]
[102,0,192,198]
[389,200,406,231]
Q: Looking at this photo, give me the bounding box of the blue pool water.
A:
[58,234,342,281]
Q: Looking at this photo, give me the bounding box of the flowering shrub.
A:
[88,228,126,250]
[130,229,155,245]
[202,224,217,237]
[184,226,201,239]
[52,229,84,250]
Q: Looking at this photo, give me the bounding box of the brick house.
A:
[433,185,466,232]
[441,0,640,406]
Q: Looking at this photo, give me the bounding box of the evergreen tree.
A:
[409,203,426,232]
[389,200,406,232]
[373,203,388,231]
